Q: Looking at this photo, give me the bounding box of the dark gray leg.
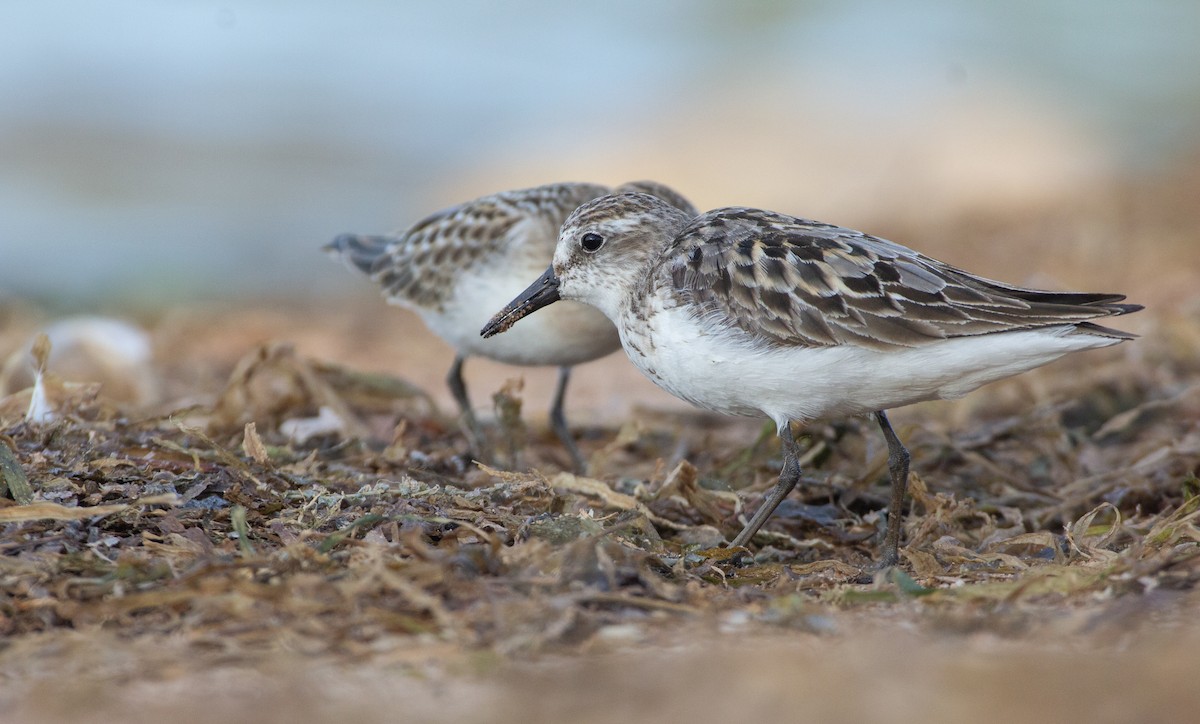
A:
[446,354,487,457]
[729,422,802,548]
[549,366,587,473]
[875,410,911,568]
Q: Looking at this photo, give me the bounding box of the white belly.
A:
[619,304,1122,427]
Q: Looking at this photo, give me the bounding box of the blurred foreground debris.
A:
[0,317,157,408]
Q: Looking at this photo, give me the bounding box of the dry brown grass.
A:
[2,160,1199,723]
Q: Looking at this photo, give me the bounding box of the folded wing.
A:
[663,207,1140,349]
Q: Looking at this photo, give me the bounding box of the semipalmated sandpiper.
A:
[326,182,696,469]
[482,192,1140,565]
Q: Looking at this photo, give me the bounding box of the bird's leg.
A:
[446,354,488,459]
[729,422,802,548]
[874,410,911,568]
[549,366,587,474]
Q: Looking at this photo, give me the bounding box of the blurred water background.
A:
[2,0,1198,308]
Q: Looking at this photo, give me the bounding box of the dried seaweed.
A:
[2,167,1200,720]
[1,309,1195,660]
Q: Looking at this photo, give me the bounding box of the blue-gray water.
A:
[2,0,1198,306]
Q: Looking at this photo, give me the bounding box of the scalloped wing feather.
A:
[664,207,1140,350]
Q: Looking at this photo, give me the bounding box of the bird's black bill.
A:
[480,266,561,338]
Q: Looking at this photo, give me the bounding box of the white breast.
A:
[412,236,621,367]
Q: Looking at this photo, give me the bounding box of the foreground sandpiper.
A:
[482,192,1141,565]
[326,182,696,470]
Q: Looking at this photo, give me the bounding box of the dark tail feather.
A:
[975,280,1143,319]
[1068,298,1142,339]
[323,233,392,275]
[991,286,1130,309]
[1070,321,1139,340]
[1101,302,1144,316]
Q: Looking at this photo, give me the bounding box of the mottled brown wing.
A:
[369,183,611,308]
[663,207,1138,349]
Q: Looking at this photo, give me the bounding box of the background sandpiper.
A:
[326,181,696,470]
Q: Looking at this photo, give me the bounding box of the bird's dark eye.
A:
[580,232,605,253]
